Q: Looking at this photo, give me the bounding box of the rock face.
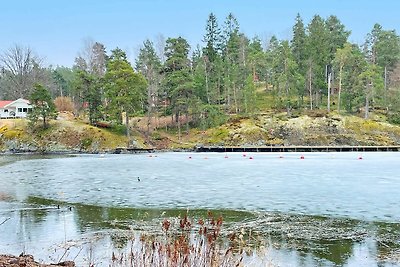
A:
[0,254,75,267]
[196,114,400,147]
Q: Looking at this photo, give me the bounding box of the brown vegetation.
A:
[54,97,74,112]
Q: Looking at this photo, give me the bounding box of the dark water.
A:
[0,152,399,266]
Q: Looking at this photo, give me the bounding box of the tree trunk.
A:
[365,85,370,119]
[233,83,238,114]
[327,72,331,113]
[177,111,181,141]
[125,113,131,147]
[185,111,189,134]
[203,57,210,104]
[309,66,313,110]
[338,66,342,113]
[384,65,387,109]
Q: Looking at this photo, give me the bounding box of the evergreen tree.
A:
[203,13,221,63]
[341,45,367,112]
[73,70,102,124]
[104,48,148,142]
[365,24,400,108]
[136,39,163,133]
[221,13,245,113]
[163,37,194,132]
[291,13,307,75]
[247,37,266,82]
[325,15,351,61]
[272,40,301,114]
[333,42,353,113]
[306,15,330,94]
[28,83,57,128]
[202,13,223,104]
[52,67,75,97]
[357,63,384,119]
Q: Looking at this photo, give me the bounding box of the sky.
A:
[1,0,400,67]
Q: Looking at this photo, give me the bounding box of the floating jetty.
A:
[195,146,400,153]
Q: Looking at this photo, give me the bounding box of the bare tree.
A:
[75,38,107,76]
[155,33,166,64]
[0,44,45,99]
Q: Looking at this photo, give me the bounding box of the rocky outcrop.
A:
[0,254,74,267]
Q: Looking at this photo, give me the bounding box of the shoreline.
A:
[1,145,400,155]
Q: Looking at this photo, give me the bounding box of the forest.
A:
[1,12,400,133]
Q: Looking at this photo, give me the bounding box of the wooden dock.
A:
[195,146,400,153]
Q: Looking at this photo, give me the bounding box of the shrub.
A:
[54,96,74,112]
[388,112,400,125]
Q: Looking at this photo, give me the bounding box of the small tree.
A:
[28,83,57,128]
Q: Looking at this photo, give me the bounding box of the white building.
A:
[0,98,32,119]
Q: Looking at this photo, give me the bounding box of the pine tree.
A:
[325,15,350,61]
[163,37,194,134]
[202,13,223,104]
[333,42,353,113]
[28,83,57,128]
[104,48,147,143]
[291,13,307,75]
[136,39,163,134]
[306,15,330,107]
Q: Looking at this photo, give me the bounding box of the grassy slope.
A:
[0,117,135,152]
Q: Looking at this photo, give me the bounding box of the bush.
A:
[54,96,74,112]
[388,112,400,125]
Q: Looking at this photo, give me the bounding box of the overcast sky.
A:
[1,0,399,67]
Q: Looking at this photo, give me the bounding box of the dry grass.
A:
[109,212,253,267]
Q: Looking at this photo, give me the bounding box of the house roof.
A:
[0,99,31,108]
[0,101,13,108]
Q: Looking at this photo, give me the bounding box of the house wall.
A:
[14,102,32,118]
[0,99,32,119]
[0,108,15,118]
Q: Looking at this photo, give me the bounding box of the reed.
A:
[110,211,245,267]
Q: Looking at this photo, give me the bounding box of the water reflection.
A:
[1,153,400,266]
[1,196,399,266]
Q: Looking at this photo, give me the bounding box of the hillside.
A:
[0,113,134,153]
[1,109,400,153]
[183,112,400,148]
